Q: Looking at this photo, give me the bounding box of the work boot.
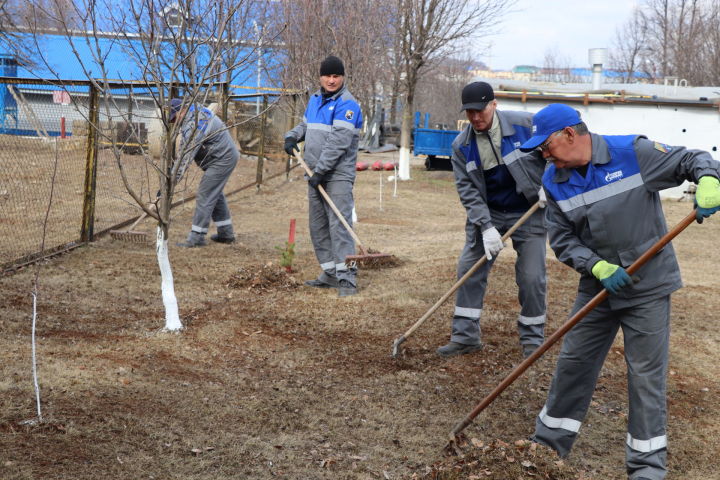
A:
[337,279,357,297]
[522,344,539,359]
[176,231,207,248]
[436,341,483,358]
[304,276,339,289]
[210,233,236,244]
[210,225,235,244]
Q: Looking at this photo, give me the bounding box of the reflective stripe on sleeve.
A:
[556,173,643,212]
[538,405,582,433]
[626,433,667,452]
[191,224,209,233]
[215,219,232,227]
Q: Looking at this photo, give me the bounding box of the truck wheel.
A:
[425,156,436,170]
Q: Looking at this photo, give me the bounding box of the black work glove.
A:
[284,138,299,156]
[308,172,325,189]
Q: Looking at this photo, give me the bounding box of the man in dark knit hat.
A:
[284,55,363,297]
[436,81,548,358]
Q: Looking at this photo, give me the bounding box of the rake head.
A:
[391,335,406,358]
[443,433,468,457]
[346,251,400,269]
[110,230,150,243]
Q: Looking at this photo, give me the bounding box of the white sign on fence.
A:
[52,90,71,105]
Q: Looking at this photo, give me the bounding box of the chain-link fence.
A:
[1,77,302,273]
[229,91,303,185]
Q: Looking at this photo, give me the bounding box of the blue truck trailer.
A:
[412,112,459,170]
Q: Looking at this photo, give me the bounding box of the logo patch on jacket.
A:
[654,142,672,153]
[604,170,623,183]
[345,109,354,120]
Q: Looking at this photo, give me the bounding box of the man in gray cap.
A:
[437,81,548,358]
[284,55,363,297]
[171,98,239,247]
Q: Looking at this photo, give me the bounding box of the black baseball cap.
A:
[461,81,495,111]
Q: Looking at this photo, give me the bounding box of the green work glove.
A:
[591,260,633,295]
[695,176,720,223]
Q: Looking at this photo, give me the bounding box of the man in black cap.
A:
[436,81,548,358]
[284,56,364,297]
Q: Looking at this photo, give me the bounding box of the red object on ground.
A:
[288,218,296,244]
[383,162,396,171]
[356,162,369,171]
[60,117,66,139]
[371,161,383,171]
[286,219,296,273]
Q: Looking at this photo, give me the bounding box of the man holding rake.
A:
[437,82,548,359]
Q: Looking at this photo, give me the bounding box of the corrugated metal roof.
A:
[2,32,272,94]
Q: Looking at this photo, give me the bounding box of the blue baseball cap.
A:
[520,103,582,151]
[169,98,183,121]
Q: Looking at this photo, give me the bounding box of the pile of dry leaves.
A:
[226,263,300,292]
[417,438,582,480]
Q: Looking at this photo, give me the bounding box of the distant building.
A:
[0,30,275,136]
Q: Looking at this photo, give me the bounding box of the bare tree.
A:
[272,0,394,115]
[413,55,474,128]
[610,8,652,83]
[22,0,267,330]
[540,47,575,83]
[700,1,720,85]
[637,0,711,84]
[392,0,515,180]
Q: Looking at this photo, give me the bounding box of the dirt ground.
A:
[1,153,719,480]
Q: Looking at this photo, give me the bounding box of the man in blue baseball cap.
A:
[524,103,720,480]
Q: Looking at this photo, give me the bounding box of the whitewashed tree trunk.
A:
[398,100,413,180]
[398,146,411,180]
[156,226,182,331]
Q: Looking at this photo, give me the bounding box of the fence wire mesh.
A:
[1,78,301,273]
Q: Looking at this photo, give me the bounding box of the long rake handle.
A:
[398,202,541,342]
[127,211,149,231]
[447,209,697,441]
[293,152,368,255]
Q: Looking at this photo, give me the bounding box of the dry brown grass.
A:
[1,154,719,479]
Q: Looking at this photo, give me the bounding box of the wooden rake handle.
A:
[392,202,541,355]
[292,152,368,255]
[447,209,698,443]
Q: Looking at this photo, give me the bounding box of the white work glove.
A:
[481,226,504,260]
[538,187,547,208]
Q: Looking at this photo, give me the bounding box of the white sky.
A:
[480,0,641,70]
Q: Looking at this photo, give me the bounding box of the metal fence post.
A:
[80,84,100,242]
[220,82,229,123]
[255,94,268,191]
[286,93,297,177]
